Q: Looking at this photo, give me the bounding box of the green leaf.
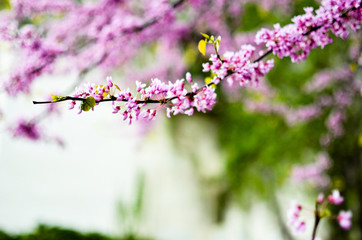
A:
[216,36,221,51]
[50,94,58,100]
[320,209,331,218]
[0,0,11,10]
[204,77,216,89]
[81,96,96,111]
[198,39,206,56]
[200,32,209,39]
[114,84,121,91]
[209,35,215,43]
[50,94,67,102]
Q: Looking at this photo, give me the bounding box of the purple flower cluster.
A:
[11,118,41,140]
[13,0,75,18]
[291,152,331,187]
[203,45,274,87]
[68,32,279,124]
[1,0,188,96]
[1,23,65,95]
[255,0,362,62]
[69,74,217,124]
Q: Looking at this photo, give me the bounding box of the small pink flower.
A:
[185,72,192,83]
[328,190,344,205]
[317,193,324,204]
[296,221,306,232]
[337,210,352,230]
[202,62,210,72]
[106,76,113,87]
[112,106,121,114]
[287,201,302,225]
[136,81,146,92]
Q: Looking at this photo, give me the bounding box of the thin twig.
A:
[311,201,321,240]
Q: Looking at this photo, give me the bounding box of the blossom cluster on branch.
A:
[32,0,362,125]
[255,0,362,62]
[288,189,352,239]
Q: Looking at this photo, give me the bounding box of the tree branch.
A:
[32,5,359,107]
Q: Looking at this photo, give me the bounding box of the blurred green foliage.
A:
[0,0,10,11]
[0,225,152,240]
[0,225,112,240]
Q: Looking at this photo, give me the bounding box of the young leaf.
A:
[50,94,59,100]
[198,39,206,56]
[209,35,215,43]
[50,94,66,102]
[205,77,216,89]
[204,77,212,84]
[215,36,221,52]
[114,84,121,91]
[200,32,209,39]
[81,96,96,111]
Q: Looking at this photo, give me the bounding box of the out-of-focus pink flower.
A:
[338,210,352,230]
[11,119,41,141]
[287,201,305,232]
[255,0,362,62]
[291,152,331,187]
[287,202,301,224]
[317,193,325,204]
[185,72,192,83]
[296,221,306,232]
[328,190,344,205]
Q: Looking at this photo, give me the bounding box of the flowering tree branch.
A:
[32,0,362,125]
[288,190,352,239]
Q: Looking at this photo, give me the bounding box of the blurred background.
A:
[0,0,361,239]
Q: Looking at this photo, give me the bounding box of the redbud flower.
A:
[317,193,324,204]
[112,106,121,114]
[202,62,210,72]
[328,190,344,205]
[296,221,306,232]
[136,81,146,92]
[12,119,41,141]
[337,210,352,230]
[287,201,303,226]
[106,76,113,87]
[185,72,192,83]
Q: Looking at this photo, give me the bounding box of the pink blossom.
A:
[287,201,306,233]
[11,119,41,141]
[296,221,306,232]
[326,111,345,137]
[328,190,344,205]
[287,201,302,225]
[337,210,352,229]
[185,72,192,83]
[291,152,331,187]
[317,193,325,204]
[255,0,362,62]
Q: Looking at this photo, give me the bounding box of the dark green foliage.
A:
[0,225,112,240]
[0,225,152,240]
